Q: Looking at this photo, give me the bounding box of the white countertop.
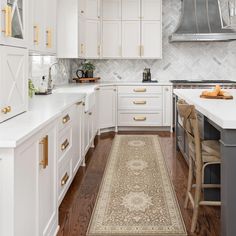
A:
[0,93,85,148]
[174,89,236,129]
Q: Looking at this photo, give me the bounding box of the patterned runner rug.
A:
[87,135,187,236]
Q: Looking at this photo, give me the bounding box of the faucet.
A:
[48,62,59,94]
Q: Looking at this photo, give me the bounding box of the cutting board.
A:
[200,95,233,100]
[73,77,100,83]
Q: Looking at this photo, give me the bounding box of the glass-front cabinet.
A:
[0,0,28,47]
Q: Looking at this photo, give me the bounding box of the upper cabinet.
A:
[58,0,162,59]
[0,0,28,48]
[29,0,57,55]
[102,0,121,20]
[122,0,140,20]
[142,0,161,20]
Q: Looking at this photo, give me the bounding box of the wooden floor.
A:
[57,132,220,236]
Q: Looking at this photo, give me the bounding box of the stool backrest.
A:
[177,100,202,169]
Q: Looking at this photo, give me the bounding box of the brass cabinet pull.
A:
[62,114,70,124]
[133,88,147,92]
[80,43,84,55]
[1,106,11,114]
[97,45,101,56]
[133,116,147,121]
[2,6,12,36]
[61,139,69,151]
[39,135,48,169]
[76,101,83,105]
[95,87,100,91]
[89,112,92,116]
[61,172,69,186]
[140,45,144,57]
[33,25,39,44]
[46,29,52,48]
[133,100,146,105]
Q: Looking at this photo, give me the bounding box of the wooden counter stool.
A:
[177,100,221,233]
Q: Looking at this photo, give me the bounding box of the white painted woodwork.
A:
[162,86,172,126]
[102,21,121,58]
[122,21,140,58]
[118,95,162,110]
[141,0,161,20]
[0,46,28,123]
[0,122,58,236]
[86,0,100,20]
[118,112,163,126]
[122,0,140,20]
[85,20,100,58]
[98,86,117,129]
[141,21,162,58]
[102,0,121,20]
[0,0,28,48]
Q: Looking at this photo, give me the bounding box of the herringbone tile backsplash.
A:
[71,0,236,82]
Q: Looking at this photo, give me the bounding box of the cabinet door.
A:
[79,17,86,57]
[122,0,140,20]
[29,0,45,52]
[0,0,28,47]
[102,21,121,58]
[102,0,121,20]
[122,21,140,58]
[85,20,100,58]
[98,87,116,129]
[142,0,161,20]
[72,103,83,175]
[44,0,57,54]
[38,125,57,236]
[86,0,100,20]
[162,86,172,126]
[0,46,28,123]
[141,21,162,59]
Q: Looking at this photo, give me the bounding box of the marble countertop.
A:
[174,89,236,129]
[0,93,85,148]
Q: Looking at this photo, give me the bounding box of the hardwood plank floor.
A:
[57,132,220,236]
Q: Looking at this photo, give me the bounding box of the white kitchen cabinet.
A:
[122,21,140,58]
[0,46,28,123]
[141,0,161,20]
[141,21,162,59]
[0,122,58,236]
[162,86,172,127]
[29,0,57,54]
[85,20,101,58]
[0,0,28,48]
[102,21,121,58]
[102,0,121,20]
[72,102,83,175]
[98,86,117,130]
[86,0,100,20]
[122,0,140,20]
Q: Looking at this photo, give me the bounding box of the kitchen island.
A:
[174,89,236,236]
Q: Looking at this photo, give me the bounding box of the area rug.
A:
[87,135,187,236]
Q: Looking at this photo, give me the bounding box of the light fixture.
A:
[219,0,236,29]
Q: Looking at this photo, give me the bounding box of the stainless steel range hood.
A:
[169,0,236,42]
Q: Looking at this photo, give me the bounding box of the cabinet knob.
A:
[1,106,11,114]
[81,10,84,14]
[89,112,92,116]
[113,89,117,92]
[165,88,169,91]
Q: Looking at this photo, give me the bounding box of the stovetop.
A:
[170,80,236,84]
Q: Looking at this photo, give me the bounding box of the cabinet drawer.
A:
[58,126,72,162]
[58,158,72,204]
[118,95,162,110]
[118,86,162,94]
[118,112,162,126]
[58,106,74,131]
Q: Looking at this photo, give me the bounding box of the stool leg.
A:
[185,157,193,208]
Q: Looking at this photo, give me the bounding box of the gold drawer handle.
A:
[61,172,69,186]
[46,29,52,48]
[133,101,147,105]
[39,135,48,169]
[62,114,70,124]
[33,25,39,44]
[133,116,147,121]
[2,6,12,37]
[61,139,69,151]
[1,106,11,114]
[133,88,147,92]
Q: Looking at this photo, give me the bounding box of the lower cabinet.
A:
[0,121,58,236]
[98,86,117,130]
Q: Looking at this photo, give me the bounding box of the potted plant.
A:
[82,61,95,78]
